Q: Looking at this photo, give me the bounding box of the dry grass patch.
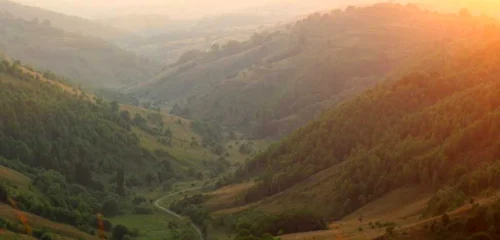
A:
[205,182,257,213]
[0,166,30,188]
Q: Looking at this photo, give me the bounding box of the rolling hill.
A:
[0,54,271,239]
[0,56,205,238]
[203,14,500,240]
[0,0,124,39]
[0,11,160,88]
[134,3,494,139]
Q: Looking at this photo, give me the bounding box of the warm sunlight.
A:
[418,0,500,15]
[1,0,500,239]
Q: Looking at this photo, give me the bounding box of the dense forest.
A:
[137,3,496,139]
[0,58,176,237]
[229,23,500,226]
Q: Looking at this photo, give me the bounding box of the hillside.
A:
[134,3,494,138]
[200,20,500,239]
[0,57,198,238]
[0,0,124,39]
[0,55,271,239]
[115,13,282,65]
[0,12,160,88]
[416,0,500,18]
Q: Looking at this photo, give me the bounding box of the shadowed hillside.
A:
[135,3,494,139]
[216,20,500,237]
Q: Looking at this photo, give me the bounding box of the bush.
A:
[0,182,8,202]
[101,198,120,217]
[134,206,154,215]
[112,224,130,240]
[40,232,54,240]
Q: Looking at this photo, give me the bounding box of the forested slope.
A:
[229,22,500,223]
[136,3,494,138]
[0,58,176,237]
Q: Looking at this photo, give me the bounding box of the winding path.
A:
[154,187,204,240]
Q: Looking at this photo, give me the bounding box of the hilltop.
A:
[134,3,494,139]
[197,14,500,240]
[0,0,124,39]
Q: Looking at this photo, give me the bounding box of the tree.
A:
[0,182,8,202]
[101,198,120,217]
[117,168,125,196]
[120,110,131,122]
[110,101,119,113]
[133,114,146,126]
[112,224,129,240]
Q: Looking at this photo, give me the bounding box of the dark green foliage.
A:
[0,61,156,184]
[133,205,154,215]
[133,113,146,126]
[116,168,125,196]
[170,194,210,226]
[234,210,326,239]
[239,142,254,155]
[0,60,160,233]
[101,197,121,217]
[110,101,120,113]
[190,121,223,147]
[112,224,129,240]
[0,181,8,202]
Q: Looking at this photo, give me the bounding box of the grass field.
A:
[111,213,184,240]
[122,105,213,169]
[0,166,31,189]
[113,180,205,240]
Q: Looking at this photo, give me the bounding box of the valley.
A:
[2,1,500,240]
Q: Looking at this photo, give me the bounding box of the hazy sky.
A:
[12,0,298,18]
[13,0,497,20]
[10,0,388,19]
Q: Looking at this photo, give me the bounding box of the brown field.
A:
[0,204,95,240]
[279,186,432,240]
[280,189,500,240]
[205,182,257,214]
